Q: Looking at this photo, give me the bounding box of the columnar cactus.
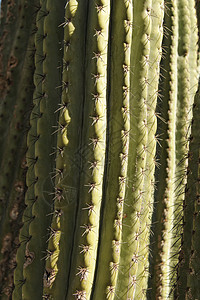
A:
[0,0,199,299]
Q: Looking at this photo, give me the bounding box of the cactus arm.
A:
[170,55,190,294]
[149,0,178,298]
[0,0,8,62]
[195,0,200,55]
[65,1,110,299]
[135,1,164,298]
[0,0,20,83]
[169,0,198,296]
[115,1,153,298]
[22,1,65,299]
[176,84,200,298]
[13,192,35,300]
[157,6,178,298]
[196,0,200,76]
[91,1,132,299]
[0,139,27,299]
[160,12,178,296]
[0,10,37,296]
[0,0,8,31]
[186,85,200,299]
[0,31,35,297]
[13,2,44,298]
[42,1,88,298]
[169,0,195,294]
[0,0,34,164]
[0,33,35,227]
[13,97,41,299]
[188,0,199,103]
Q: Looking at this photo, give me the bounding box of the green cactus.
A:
[0,0,200,299]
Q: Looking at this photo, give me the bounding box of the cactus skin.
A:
[0,0,36,163]
[65,1,110,298]
[149,0,198,298]
[13,1,44,299]
[43,1,88,298]
[116,1,155,298]
[0,0,199,299]
[0,141,27,299]
[92,1,132,299]
[0,32,35,298]
[186,86,200,298]
[21,1,65,299]
[0,0,20,85]
[175,82,200,298]
[0,2,38,298]
[136,1,164,297]
[170,0,198,294]
[179,82,200,299]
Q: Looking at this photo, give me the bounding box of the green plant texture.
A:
[0,0,200,299]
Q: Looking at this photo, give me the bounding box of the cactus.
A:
[0,0,200,299]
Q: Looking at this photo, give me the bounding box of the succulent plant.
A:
[0,0,199,299]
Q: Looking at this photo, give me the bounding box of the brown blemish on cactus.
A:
[43,268,56,288]
[1,234,13,255]
[0,234,20,297]
[0,53,18,98]
[10,203,19,221]
[14,181,24,194]
[7,55,18,80]
[23,243,34,269]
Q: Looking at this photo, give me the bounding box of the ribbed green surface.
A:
[0,0,20,84]
[116,1,152,298]
[66,1,110,298]
[150,0,178,297]
[92,1,132,298]
[169,0,198,295]
[136,1,164,298]
[0,0,199,299]
[13,1,44,298]
[0,0,34,162]
[43,1,88,298]
[186,84,200,298]
[21,1,65,299]
[176,84,200,298]
[0,32,35,299]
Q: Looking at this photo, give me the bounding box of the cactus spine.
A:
[0,0,199,299]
